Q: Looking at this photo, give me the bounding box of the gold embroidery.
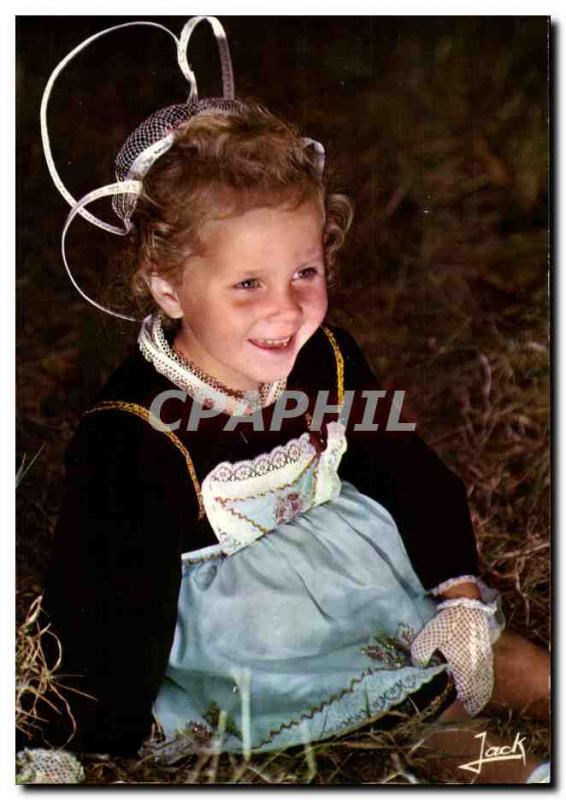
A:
[85,400,205,520]
[310,457,319,506]
[257,669,455,748]
[181,547,224,565]
[215,503,270,536]
[322,326,344,407]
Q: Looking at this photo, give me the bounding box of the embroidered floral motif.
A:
[275,491,305,525]
[181,720,215,750]
[203,701,242,740]
[363,633,412,669]
[363,623,445,670]
[363,624,416,668]
[397,623,417,650]
[139,720,216,763]
[202,422,347,556]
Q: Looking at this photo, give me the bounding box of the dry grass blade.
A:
[16,446,45,490]
[15,593,92,746]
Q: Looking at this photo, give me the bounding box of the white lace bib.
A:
[202,422,348,555]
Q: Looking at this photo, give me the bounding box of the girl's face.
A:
[154,198,328,392]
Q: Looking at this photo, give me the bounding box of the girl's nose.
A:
[265,284,302,323]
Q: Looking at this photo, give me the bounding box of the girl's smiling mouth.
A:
[248,334,295,352]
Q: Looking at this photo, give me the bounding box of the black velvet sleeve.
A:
[332,326,480,592]
[32,410,197,757]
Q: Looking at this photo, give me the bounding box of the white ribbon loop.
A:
[61,181,142,321]
[178,16,235,102]
[40,21,178,233]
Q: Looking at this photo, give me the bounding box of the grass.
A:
[16,16,549,784]
[16,595,77,745]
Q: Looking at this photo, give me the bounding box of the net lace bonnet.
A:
[41,16,326,322]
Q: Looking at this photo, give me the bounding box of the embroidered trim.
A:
[325,673,456,746]
[429,575,480,597]
[181,544,224,564]
[256,664,453,749]
[211,451,318,503]
[322,326,344,407]
[215,502,270,536]
[172,344,247,401]
[207,432,316,483]
[85,400,205,520]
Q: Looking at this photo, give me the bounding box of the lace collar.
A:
[138,313,287,416]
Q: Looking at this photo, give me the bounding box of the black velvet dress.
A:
[24,324,481,756]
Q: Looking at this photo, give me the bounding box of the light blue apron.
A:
[153,479,505,757]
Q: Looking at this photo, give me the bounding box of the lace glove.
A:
[16,748,85,784]
[410,597,497,717]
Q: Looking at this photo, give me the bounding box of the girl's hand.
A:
[438,580,482,601]
[410,597,497,716]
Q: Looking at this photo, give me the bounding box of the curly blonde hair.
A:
[126,100,353,312]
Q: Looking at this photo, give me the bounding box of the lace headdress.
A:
[40,16,326,322]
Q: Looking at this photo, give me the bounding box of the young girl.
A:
[24,17,550,784]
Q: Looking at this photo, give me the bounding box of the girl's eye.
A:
[234,278,260,290]
[294,267,320,280]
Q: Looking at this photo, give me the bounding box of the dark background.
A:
[16,16,550,782]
